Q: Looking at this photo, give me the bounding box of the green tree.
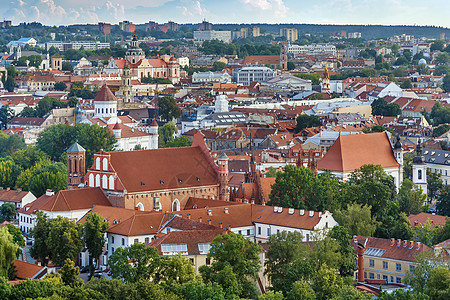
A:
[0,133,26,157]
[427,170,443,200]
[109,243,162,283]
[430,40,445,52]
[200,232,262,299]
[28,162,67,197]
[180,281,226,300]
[401,79,413,89]
[59,258,83,288]
[443,74,450,93]
[309,93,325,100]
[436,185,450,216]
[0,158,21,189]
[268,165,319,209]
[164,136,192,148]
[0,105,14,130]
[294,73,321,85]
[417,64,429,75]
[259,290,285,300]
[331,285,372,300]
[212,61,226,71]
[398,179,426,215]
[82,212,109,269]
[46,216,83,266]
[265,231,313,294]
[296,114,322,132]
[0,226,18,279]
[62,61,74,72]
[265,166,278,178]
[54,82,67,91]
[30,211,51,265]
[158,96,181,122]
[287,280,316,300]
[1,203,16,221]
[67,96,79,107]
[158,121,178,146]
[312,263,343,300]
[5,224,24,247]
[433,124,450,137]
[287,61,296,71]
[334,203,379,237]
[424,267,450,300]
[159,254,197,286]
[4,76,15,92]
[371,98,402,116]
[329,226,357,277]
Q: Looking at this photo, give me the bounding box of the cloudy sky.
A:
[1,0,449,27]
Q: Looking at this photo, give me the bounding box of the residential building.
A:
[0,188,36,218]
[353,236,432,284]
[7,37,37,48]
[280,28,298,42]
[287,44,337,56]
[45,41,110,51]
[192,71,232,83]
[423,148,450,185]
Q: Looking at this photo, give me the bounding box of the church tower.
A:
[393,134,404,189]
[167,57,180,84]
[321,65,331,93]
[121,60,133,103]
[94,84,118,121]
[280,45,288,70]
[125,35,145,65]
[67,142,86,189]
[218,152,230,201]
[412,140,428,196]
[51,53,62,71]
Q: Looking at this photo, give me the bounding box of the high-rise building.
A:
[251,26,260,37]
[440,33,446,41]
[199,20,213,31]
[98,22,111,35]
[280,28,298,42]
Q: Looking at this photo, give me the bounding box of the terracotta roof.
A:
[408,212,447,228]
[0,189,30,203]
[19,188,111,215]
[149,229,223,255]
[107,212,166,236]
[253,206,330,230]
[105,146,218,193]
[106,123,151,138]
[78,205,150,227]
[353,236,432,262]
[163,215,218,231]
[242,55,281,66]
[94,84,117,102]
[259,177,276,202]
[13,260,46,280]
[317,132,400,173]
[8,117,45,126]
[183,197,241,210]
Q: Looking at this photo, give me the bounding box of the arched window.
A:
[418,169,422,180]
[74,159,77,173]
[95,174,100,187]
[172,199,180,212]
[68,158,72,173]
[136,202,144,211]
[109,175,115,190]
[102,175,108,189]
[102,158,108,171]
[95,157,100,170]
[89,174,94,187]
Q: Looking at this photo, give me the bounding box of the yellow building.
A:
[353,236,432,284]
[280,28,298,42]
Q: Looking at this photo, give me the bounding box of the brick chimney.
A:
[357,239,367,282]
[390,238,395,246]
[397,239,401,247]
[403,240,408,248]
[409,241,414,249]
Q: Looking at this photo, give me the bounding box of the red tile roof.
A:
[105,146,218,193]
[94,84,117,102]
[408,212,447,228]
[242,55,281,66]
[317,132,400,173]
[13,260,46,280]
[0,189,31,203]
[107,212,166,236]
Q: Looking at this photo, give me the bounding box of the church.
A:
[80,84,159,151]
[104,35,180,84]
[75,132,229,212]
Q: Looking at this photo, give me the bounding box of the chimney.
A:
[187,213,191,220]
[357,243,366,282]
[207,218,211,225]
[409,241,414,249]
[218,222,223,229]
[17,188,22,192]
[397,239,401,247]
[403,240,408,248]
[167,228,171,233]
[353,235,357,244]
[300,209,305,216]
[6,187,10,191]
[192,226,197,231]
[224,207,229,214]
[318,212,322,218]
[273,206,278,212]
[416,242,421,250]
[198,216,202,223]
[45,189,54,196]
[309,211,314,217]
[390,238,395,246]
[207,209,212,216]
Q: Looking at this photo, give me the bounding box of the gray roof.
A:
[423,148,450,166]
[67,142,86,152]
[218,152,229,160]
[203,111,248,125]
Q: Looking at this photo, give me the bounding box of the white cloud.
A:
[241,0,287,17]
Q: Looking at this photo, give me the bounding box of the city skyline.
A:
[1,0,450,28]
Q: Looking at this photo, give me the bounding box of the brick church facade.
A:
[78,132,228,212]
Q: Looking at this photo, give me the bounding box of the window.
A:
[390,276,393,283]
[102,158,108,171]
[111,247,114,253]
[109,175,115,190]
[190,258,194,264]
[396,263,401,271]
[383,261,388,269]
[95,157,100,170]
[102,175,108,189]
[206,257,211,265]
[134,239,138,244]
[172,199,180,212]
[410,265,415,273]
[258,227,261,235]
[247,229,251,236]
[198,243,211,253]
[95,174,100,187]
[418,169,422,180]
[161,244,188,254]
[369,259,374,267]
[396,277,402,284]
[111,236,114,243]
[369,273,374,279]
[383,275,388,281]
[122,238,125,246]
[267,228,271,236]
[145,237,150,244]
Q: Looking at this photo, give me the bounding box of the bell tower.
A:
[67,142,86,189]
[321,65,331,93]
[218,152,230,201]
[280,45,288,70]
[412,140,427,196]
[121,60,133,103]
